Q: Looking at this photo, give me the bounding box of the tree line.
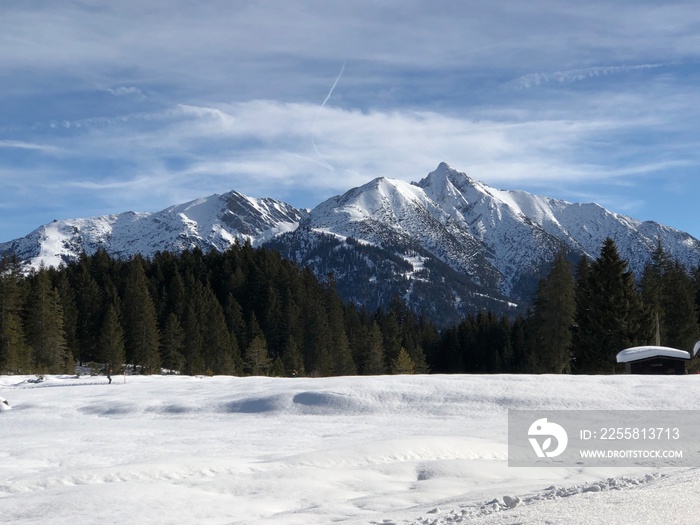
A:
[0,244,435,376]
[1,237,698,376]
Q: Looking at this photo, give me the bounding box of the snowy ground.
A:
[1,373,699,524]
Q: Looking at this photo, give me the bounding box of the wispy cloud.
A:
[0,140,61,154]
[509,63,670,90]
[105,86,146,98]
[38,98,688,203]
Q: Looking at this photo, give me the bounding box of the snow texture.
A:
[1,373,700,524]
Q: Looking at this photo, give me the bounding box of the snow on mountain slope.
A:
[284,162,700,315]
[306,176,496,284]
[417,163,565,295]
[417,163,700,295]
[0,191,301,271]
[2,162,700,319]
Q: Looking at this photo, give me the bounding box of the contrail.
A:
[319,62,346,111]
[312,62,346,163]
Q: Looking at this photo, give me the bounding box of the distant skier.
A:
[107,369,112,384]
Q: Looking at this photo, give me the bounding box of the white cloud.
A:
[39,98,685,208]
[2,0,700,241]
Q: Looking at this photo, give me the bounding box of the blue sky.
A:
[2,1,700,243]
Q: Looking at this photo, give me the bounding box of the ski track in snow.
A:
[1,374,699,525]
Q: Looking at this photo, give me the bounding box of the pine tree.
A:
[574,238,650,373]
[270,356,286,377]
[362,321,386,375]
[71,262,103,364]
[391,347,415,374]
[303,301,333,376]
[660,261,699,350]
[443,322,467,373]
[159,313,185,373]
[224,294,246,355]
[496,316,514,373]
[54,271,79,366]
[182,303,205,375]
[24,270,69,373]
[281,335,305,376]
[378,310,402,372]
[0,265,30,373]
[98,303,125,370]
[640,240,668,342]
[164,269,187,321]
[122,258,161,374]
[326,288,356,376]
[245,335,271,376]
[529,251,576,373]
[200,285,238,375]
[640,242,698,351]
[510,314,530,373]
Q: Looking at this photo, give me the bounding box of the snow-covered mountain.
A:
[3,162,700,322]
[414,163,700,295]
[0,191,301,269]
[272,163,700,321]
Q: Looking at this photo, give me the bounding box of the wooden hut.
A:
[616,342,700,375]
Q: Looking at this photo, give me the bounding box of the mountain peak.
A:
[417,162,483,195]
[1,189,301,271]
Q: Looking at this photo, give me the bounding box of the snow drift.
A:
[1,374,700,524]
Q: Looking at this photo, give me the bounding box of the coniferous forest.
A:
[1,237,699,376]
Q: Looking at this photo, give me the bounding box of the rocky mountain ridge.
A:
[3,163,698,323]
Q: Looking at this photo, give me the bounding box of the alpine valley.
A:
[3,163,699,325]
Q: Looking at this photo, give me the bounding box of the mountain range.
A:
[3,162,699,324]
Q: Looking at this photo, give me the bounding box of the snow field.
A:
[1,374,699,524]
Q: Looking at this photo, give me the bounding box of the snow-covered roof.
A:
[616,346,691,363]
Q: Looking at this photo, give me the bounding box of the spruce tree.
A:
[159,312,185,373]
[529,251,576,373]
[640,240,668,342]
[54,271,79,367]
[200,284,237,375]
[182,303,205,375]
[303,301,333,376]
[72,263,103,364]
[574,238,650,373]
[326,288,356,376]
[24,271,69,373]
[378,310,402,372]
[362,321,386,375]
[281,335,305,376]
[660,261,699,350]
[122,257,161,374]
[245,335,271,376]
[270,356,286,377]
[223,294,246,353]
[510,314,530,373]
[98,303,125,370]
[391,347,415,374]
[0,266,30,373]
